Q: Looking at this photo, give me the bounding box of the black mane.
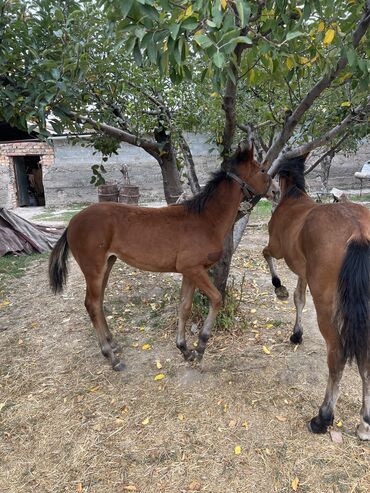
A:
[277,155,307,198]
[181,145,253,214]
[182,168,232,213]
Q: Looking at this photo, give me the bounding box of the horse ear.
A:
[237,141,254,161]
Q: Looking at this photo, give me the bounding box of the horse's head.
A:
[230,143,278,201]
[276,153,309,199]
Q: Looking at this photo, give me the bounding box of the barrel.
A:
[119,185,140,205]
[98,183,119,202]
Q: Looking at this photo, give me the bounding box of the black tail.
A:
[337,240,370,366]
[49,228,70,294]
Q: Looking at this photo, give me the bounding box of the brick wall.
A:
[0,140,54,208]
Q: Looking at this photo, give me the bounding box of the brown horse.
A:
[49,145,276,371]
[263,154,370,439]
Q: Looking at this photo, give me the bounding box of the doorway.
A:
[13,155,45,207]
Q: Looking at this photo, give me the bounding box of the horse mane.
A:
[182,148,251,213]
[277,155,307,198]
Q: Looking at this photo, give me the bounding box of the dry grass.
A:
[0,226,369,493]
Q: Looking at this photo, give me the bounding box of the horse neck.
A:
[203,180,242,237]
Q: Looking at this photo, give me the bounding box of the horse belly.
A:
[112,234,179,273]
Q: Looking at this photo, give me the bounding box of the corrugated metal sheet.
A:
[0,208,64,256]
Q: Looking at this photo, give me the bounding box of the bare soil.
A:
[1,224,369,493]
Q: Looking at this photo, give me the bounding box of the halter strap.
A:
[227,171,263,202]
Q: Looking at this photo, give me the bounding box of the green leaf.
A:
[285,31,304,42]
[235,35,252,45]
[119,0,134,18]
[194,33,214,49]
[235,0,251,28]
[169,22,181,40]
[213,51,225,68]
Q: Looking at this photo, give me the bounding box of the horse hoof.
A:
[275,286,289,300]
[113,361,126,371]
[307,417,328,434]
[357,421,370,440]
[290,332,303,344]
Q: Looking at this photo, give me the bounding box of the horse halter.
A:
[227,171,270,205]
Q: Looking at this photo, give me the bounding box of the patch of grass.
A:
[192,275,246,330]
[349,193,370,202]
[250,200,272,221]
[33,203,88,223]
[0,253,49,292]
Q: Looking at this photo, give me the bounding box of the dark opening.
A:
[13,156,45,207]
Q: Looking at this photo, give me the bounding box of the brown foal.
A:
[263,155,370,439]
[49,145,276,371]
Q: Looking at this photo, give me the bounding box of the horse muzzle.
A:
[265,178,280,201]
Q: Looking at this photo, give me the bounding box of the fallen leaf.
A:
[234,445,241,455]
[122,486,137,492]
[265,323,274,329]
[142,343,151,350]
[291,477,299,491]
[178,413,185,421]
[76,483,83,493]
[336,420,343,428]
[142,417,150,425]
[155,360,162,369]
[154,373,165,381]
[187,480,201,491]
[276,415,287,422]
[242,421,249,429]
[262,346,271,355]
[88,386,100,393]
[250,308,257,314]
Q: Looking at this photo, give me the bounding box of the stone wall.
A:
[0,141,54,208]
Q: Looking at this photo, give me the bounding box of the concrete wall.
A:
[44,133,219,206]
[1,134,369,208]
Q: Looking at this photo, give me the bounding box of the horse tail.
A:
[336,238,370,366]
[49,228,70,294]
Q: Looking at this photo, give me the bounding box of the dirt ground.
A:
[1,224,369,493]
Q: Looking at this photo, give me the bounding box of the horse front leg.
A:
[176,276,196,361]
[262,246,289,300]
[185,268,222,362]
[290,277,307,344]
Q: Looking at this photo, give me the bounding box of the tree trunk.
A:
[319,155,333,191]
[178,131,201,194]
[154,125,183,204]
[159,151,183,204]
[211,229,234,300]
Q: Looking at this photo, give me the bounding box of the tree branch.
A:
[264,1,370,166]
[61,108,160,157]
[268,95,369,176]
[304,132,349,175]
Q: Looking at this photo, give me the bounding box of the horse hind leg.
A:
[262,247,289,300]
[309,308,345,434]
[84,256,125,371]
[102,255,120,353]
[290,277,307,344]
[357,362,370,440]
